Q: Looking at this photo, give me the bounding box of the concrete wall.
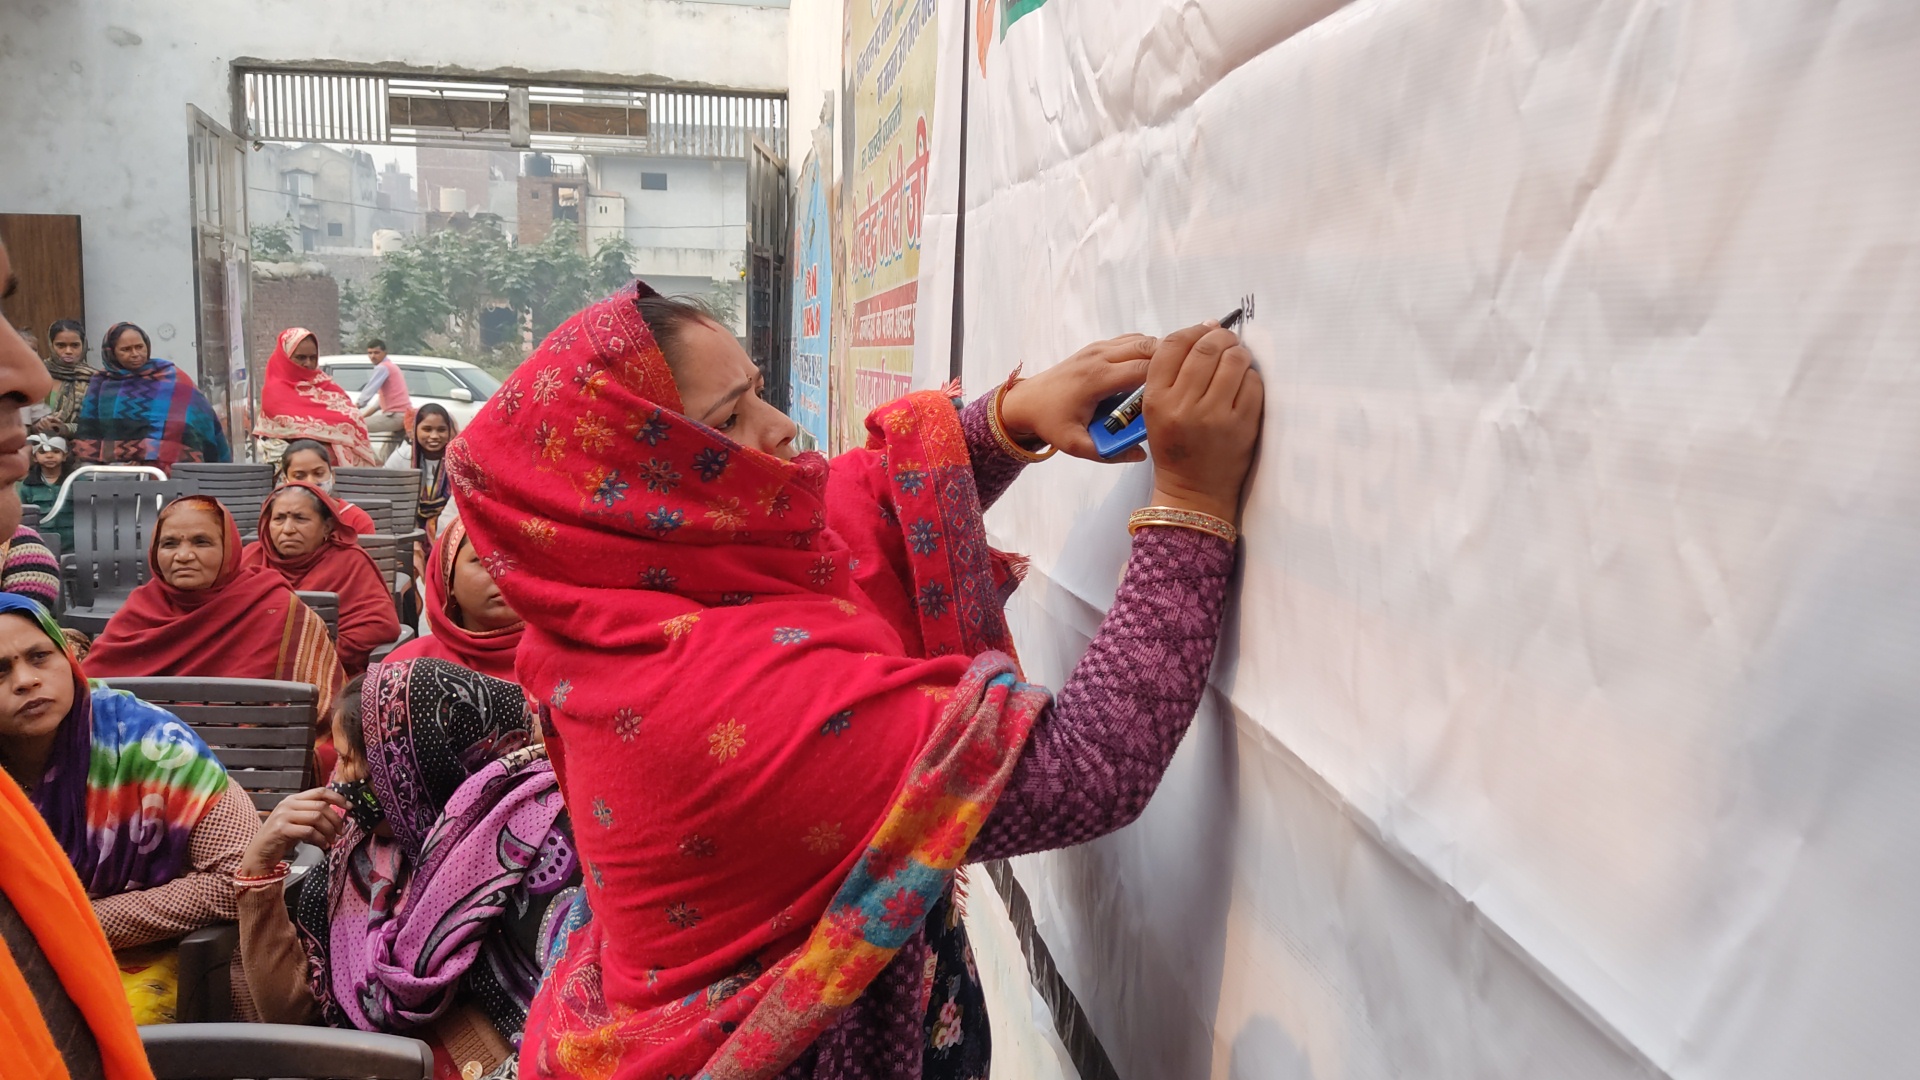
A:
[0,0,787,374]
[786,0,844,183]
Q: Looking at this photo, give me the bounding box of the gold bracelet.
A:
[1127,506,1239,544]
[990,375,1058,463]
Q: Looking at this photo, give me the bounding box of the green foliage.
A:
[348,217,639,367]
[251,220,296,261]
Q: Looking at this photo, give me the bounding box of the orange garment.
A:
[0,769,153,1080]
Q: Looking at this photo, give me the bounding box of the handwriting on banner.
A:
[854,366,913,415]
[853,281,918,349]
[853,117,932,284]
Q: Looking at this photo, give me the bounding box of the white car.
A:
[317,354,502,432]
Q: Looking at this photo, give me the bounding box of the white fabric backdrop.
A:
[929,0,1920,1075]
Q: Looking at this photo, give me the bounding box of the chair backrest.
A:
[357,531,401,582]
[295,591,340,642]
[68,477,185,609]
[140,1024,433,1080]
[172,463,276,540]
[344,496,395,535]
[98,677,320,811]
[19,502,40,529]
[334,468,419,532]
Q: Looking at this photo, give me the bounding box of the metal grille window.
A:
[239,69,786,160]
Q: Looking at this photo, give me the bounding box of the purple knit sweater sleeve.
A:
[959,392,1027,511]
[970,526,1234,860]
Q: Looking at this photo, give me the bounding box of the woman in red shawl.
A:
[450,282,1261,1079]
[86,495,346,775]
[241,482,400,675]
[385,518,524,683]
[253,328,379,467]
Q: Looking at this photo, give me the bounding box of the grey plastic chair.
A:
[295,590,341,642]
[172,462,276,541]
[97,677,320,811]
[342,496,395,535]
[58,468,184,634]
[140,1024,432,1080]
[333,468,420,536]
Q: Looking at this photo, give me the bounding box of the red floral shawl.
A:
[87,496,347,775]
[254,328,379,466]
[240,482,400,675]
[385,518,526,683]
[448,283,1046,1080]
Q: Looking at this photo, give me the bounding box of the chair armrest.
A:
[139,1024,434,1080]
[175,921,239,1023]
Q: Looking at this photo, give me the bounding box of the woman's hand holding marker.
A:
[997,334,1159,462]
[1142,320,1264,525]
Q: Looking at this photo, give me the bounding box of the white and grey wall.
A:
[0,0,787,369]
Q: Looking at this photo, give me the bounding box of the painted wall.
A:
[0,0,786,378]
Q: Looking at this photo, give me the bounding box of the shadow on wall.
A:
[1229,1014,1313,1080]
[1005,460,1243,1079]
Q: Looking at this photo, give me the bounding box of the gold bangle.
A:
[990,376,1057,463]
[1127,506,1239,544]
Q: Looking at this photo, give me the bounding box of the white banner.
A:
[941,0,1920,1076]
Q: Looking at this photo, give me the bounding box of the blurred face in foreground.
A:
[0,243,56,537]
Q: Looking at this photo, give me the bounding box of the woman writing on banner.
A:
[72,322,231,467]
[254,327,379,468]
[450,282,1261,1077]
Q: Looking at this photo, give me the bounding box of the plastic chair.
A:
[98,677,320,812]
[333,468,419,536]
[140,1024,432,1080]
[57,467,184,634]
[296,590,340,642]
[175,922,239,1023]
[343,496,395,535]
[172,463,276,541]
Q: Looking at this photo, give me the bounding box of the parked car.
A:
[317,354,501,432]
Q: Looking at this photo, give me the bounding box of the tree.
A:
[347,217,639,370]
[251,220,295,261]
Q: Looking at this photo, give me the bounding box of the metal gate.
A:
[747,139,791,412]
[186,106,253,452]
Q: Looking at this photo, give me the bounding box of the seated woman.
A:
[241,483,400,676]
[0,593,257,1025]
[450,283,1261,1076]
[71,322,229,467]
[237,659,581,1078]
[85,496,345,773]
[385,518,523,683]
[19,432,74,551]
[253,327,379,468]
[277,438,378,535]
[0,520,60,610]
[384,402,457,538]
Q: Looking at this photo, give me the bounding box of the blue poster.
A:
[790,153,833,451]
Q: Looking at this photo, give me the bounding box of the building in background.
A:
[587,154,747,315]
[247,143,382,251]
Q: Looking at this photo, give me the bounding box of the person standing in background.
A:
[38,319,94,438]
[72,322,230,467]
[354,339,413,459]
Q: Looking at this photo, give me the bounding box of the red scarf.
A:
[240,482,400,675]
[88,497,312,680]
[386,518,525,683]
[449,283,1044,1080]
[254,327,379,466]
